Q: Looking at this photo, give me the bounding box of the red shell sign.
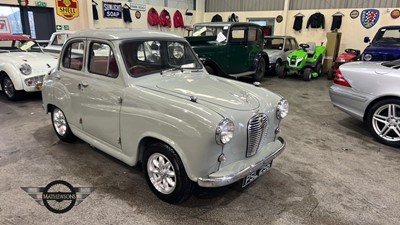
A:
[56,0,79,20]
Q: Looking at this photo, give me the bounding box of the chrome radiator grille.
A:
[246,113,269,157]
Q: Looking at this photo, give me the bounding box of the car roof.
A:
[264,36,295,39]
[0,34,31,41]
[193,22,261,27]
[70,28,185,40]
[379,26,400,29]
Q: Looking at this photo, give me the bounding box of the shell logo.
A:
[56,0,79,20]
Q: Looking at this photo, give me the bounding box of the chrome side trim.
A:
[197,137,286,188]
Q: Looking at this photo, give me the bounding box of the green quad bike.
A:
[279,42,326,81]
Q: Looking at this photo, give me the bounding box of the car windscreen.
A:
[0,40,42,52]
[120,40,203,77]
[373,28,400,44]
[192,25,228,37]
[264,38,284,50]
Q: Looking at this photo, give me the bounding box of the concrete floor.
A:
[0,76,399,225]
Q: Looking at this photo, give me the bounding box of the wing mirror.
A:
[364,37,370,43]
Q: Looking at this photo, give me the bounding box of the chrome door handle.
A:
[81,81,89,88]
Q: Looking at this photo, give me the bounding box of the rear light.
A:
[333,69,351,87]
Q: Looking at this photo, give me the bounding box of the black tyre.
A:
[276,60,285,78]
[143,142,193,204]
[51,107,77,143]
[366,99,400,147]
[205,66,215,75]
[302,68,312,81]
[327,67,334,80]
[316,62,323,77]
[253,57,266,82]
[1,75,24,101]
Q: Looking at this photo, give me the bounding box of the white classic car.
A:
[0,34,58,100]
[43,31,74,57]
[42,29,288,203]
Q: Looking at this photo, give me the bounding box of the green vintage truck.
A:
[186,22,269,82]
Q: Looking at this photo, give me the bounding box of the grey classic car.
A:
[263,36,298,76]
[41,29,288,203]
[330,59,400,147]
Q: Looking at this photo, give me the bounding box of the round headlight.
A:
[364,54,372,61]
[277,99,289,119]
[215,119,234,145]
[19,63,32,75]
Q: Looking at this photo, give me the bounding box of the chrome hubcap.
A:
[53,109,67,136]
[147,153,176,194]
[372,104,400,142]
[3,78,14,98]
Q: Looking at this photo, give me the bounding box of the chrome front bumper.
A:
[197,137,286,188]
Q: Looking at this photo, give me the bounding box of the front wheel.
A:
[143,143,193,204]
[276,60,285,78]
[51,107,76,143]
[205,65,215,75]
[303,68,312,81]
[367,99,400,147]
[2,75,24,101]
[253,58,266,82]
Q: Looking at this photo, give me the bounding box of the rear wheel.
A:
[253,58,266,82]
[143,142,193,204]
[2,75,24,101]
[367,99,400,147]
[303,68,312,81]
[51,107,76,143]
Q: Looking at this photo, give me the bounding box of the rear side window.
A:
[248,28,257,42]
[88,42,119,78]
[62,41,84,71]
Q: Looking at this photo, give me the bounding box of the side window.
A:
[88,42,119,78]
[62,41,84,71]
[291,39,299,49]
[285,39,292,51]
[248,28,257,43]
[257,28,264,45]
[230,28,246,43]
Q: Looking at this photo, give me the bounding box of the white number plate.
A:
[241,161,272,188]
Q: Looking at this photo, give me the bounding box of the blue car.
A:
[362,26,400,61]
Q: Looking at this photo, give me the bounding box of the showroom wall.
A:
[0,0,89,32]
[204,8,400,53]
[0,0,204,37]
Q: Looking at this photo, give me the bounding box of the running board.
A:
[228,71,255,78]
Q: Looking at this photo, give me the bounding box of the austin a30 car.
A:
[41,29,288,203]
[0,34,58,100]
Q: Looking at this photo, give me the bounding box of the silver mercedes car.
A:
[329,59,400,147]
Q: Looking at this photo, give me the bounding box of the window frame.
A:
[60,39,86,72]
[87,40,119,78]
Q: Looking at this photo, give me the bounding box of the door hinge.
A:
[79,118,82,124]
[118,97,123,104]
[118,137,121,144]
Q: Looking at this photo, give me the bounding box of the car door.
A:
[79,40,124,149]
[57,39,86,130]
[227,26,249,74]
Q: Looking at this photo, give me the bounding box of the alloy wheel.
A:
[3,77,14,98]
[147,153,176,194]
[372,104,400,142]
[52,108,67,136]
